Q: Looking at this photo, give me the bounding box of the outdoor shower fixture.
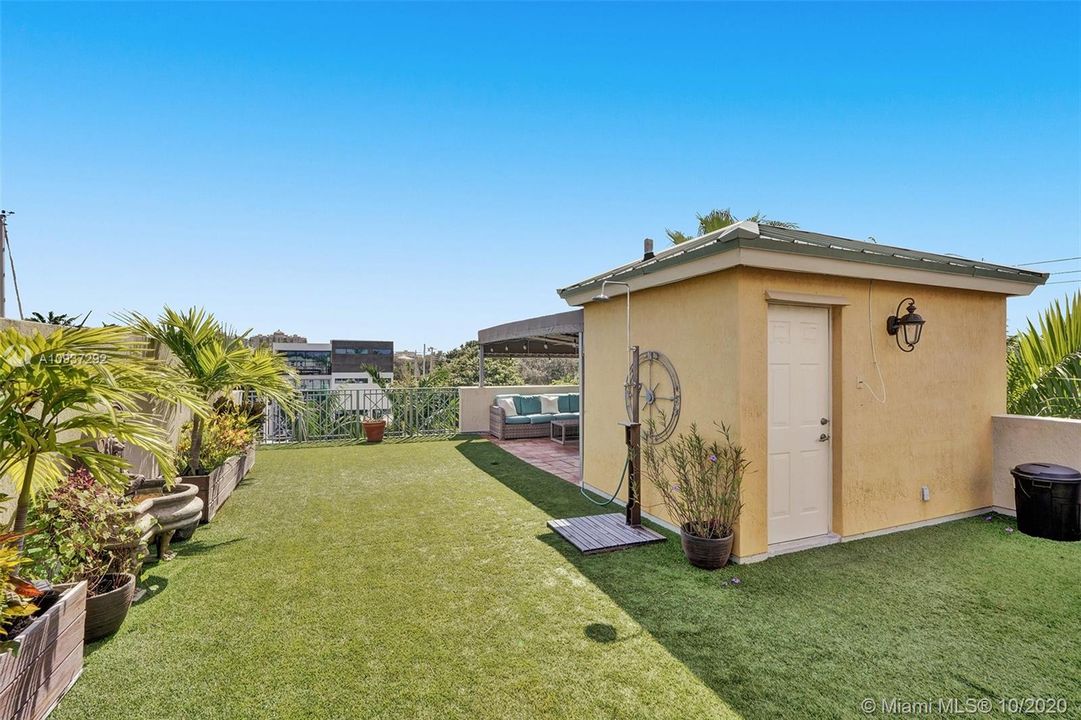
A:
[886,297,926,352]
[590,280,643,526]
[591,280,633,388]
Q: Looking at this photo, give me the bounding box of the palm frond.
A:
[1006,292,1081,418]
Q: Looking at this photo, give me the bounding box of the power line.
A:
[1018,256,1081,267]
[1046,279,1081,285]
[1051,269,1081,276]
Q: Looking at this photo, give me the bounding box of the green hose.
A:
[579,447,631,506]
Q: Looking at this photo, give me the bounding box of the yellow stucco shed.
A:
[557,221,1047,562]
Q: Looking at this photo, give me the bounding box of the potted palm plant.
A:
[123,307,301,520]
[0,324,200,538]
[0,323,198,710]
[360,363,390,442]
[644,422,748,569]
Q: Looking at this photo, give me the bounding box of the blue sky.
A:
[2,2,1078,351]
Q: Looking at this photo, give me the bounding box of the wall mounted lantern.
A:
[886,297,925,352]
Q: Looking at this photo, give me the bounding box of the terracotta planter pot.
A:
[679,527,734,569]
[363,420,387,443]
[83,573,136,642]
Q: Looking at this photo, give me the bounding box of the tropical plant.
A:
[23,468,142,595]
[0,324,201,534]
[0,531,41,652]
[122,307,301,474]
[666,208,799,244]
[1007,292,1081,418]
[28,311,83,327]
[644,422,748,539]
[177,405,257,473]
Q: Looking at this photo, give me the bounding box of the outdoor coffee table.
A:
[550,418,579,445]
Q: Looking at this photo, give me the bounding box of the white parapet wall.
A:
[992,414,1081,512]
[458,385,580,434]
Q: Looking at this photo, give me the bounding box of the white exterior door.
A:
[767,305,831,544]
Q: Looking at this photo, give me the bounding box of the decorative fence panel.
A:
[260,387,459,443]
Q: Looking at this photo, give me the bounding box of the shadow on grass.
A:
[455,436,617,521]
[456,438,770,710]
[134,574,169,604]
[454,436,1059,720]
[170,536,246,560]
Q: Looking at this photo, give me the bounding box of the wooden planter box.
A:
[0,582,86,720]
[188,445,257,523]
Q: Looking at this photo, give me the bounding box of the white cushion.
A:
[497,397,518,416]
[539,394,560,414]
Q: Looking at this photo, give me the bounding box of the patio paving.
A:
[489,436,580,484]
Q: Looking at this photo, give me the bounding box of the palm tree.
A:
[666,208,799,244]
[123,307,302,474]
[28,311,82,327]
[1007,292,1081,418]
[0,325,203,534]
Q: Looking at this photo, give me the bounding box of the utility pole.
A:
[0,210,8,318]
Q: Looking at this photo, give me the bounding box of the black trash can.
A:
[1011,463,1081,541]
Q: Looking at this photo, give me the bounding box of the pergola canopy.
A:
[478,310,583,359]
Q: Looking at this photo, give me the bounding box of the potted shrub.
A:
[25,469,144,641]
[644,422,748,569]
[175,402,259,521]
[124,307,300,520]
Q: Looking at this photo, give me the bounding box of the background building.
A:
[249,330,307,348]
[272,339,394,390]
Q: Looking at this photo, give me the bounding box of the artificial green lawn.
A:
[53,440,1080,719]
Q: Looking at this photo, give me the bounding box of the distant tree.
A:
[666,208,798,244]
[28,311,82,326]
[1007,292,1081,418]
[431,341,522,387]
[517,357,578,385]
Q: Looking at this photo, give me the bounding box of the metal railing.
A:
[260,387,459,443]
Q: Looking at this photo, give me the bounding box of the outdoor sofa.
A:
[489,393,580,439]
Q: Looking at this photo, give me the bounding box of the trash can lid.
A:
[1012,463,1081,482]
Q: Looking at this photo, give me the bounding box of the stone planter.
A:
[183,446,255,523]
[679,527,734,569]
[133,481,204,560]
[0,582,86,720]
[108,505,158,577]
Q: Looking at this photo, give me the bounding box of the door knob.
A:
[818,433,830,442]
[820,417,830,425]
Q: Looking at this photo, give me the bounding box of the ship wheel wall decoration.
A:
[626,350,681,444]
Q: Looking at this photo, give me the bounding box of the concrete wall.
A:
[458,385,580,433]
[580,266,1008,559]
[992,414,1081,512]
